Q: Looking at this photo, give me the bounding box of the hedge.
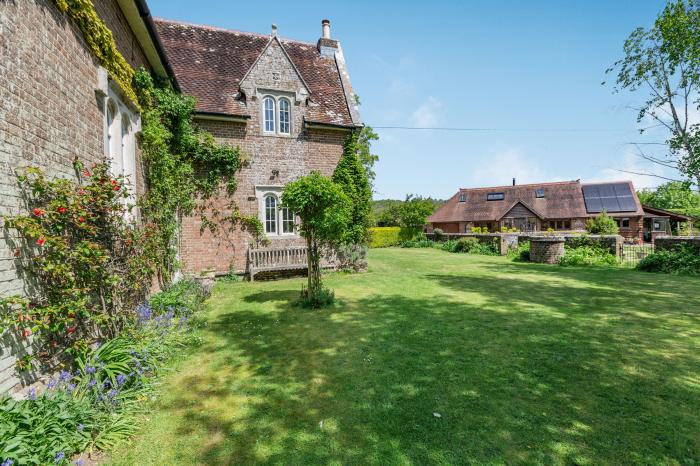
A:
[369,227,421,248]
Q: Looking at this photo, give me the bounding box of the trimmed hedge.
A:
[369,227,420,248]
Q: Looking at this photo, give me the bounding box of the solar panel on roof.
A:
[582,183,637,213]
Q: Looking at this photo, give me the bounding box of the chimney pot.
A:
[271,24,278,37]
[322,19,331,39]
[512,178,516,186]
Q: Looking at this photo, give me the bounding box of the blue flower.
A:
[77,423,84,432]
[28,388,37,400]
[47,378,57,389]
[67,383,76,393]
[85,366,96,374]
[74,460,84,466]
[116,374,127,386]
[2,458,14,466]
[59,370,72,382]
[54,451,65,463]
[107,389,118,399]
[103,380,111,389]
[87,379,97,388]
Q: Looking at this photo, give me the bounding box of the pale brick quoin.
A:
[155,18,363,275]
[0,0,173,393]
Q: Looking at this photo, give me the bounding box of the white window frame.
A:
[278,97,291,134]
[264,194,278,234]
[262,96,276,133]
[281,205,295,233]
[104,87,137,211]
[256,186,297,237]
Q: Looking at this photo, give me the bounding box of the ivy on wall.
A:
[52,0,139,107]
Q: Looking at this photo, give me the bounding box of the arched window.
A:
[281,206,294,233]
[263,97,276,133]
[278,98,291,134]
[106,100,122,176]
[264,195,277,233]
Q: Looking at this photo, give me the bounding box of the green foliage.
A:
[638,244,700,274]
[397,195,436,230]
[432,228,445,241]
[353,127,380,186]
[334,244,369,272]
[607,0,700,185]
[471,226,490,234]
[401,239,436,248]
[51,0,139,107]
[559,245,619,267]
[282,173,351,304]
[0,280,208,464]
[585,211,620,235]
[332,133,372,245]
[637,181,700,211]
[1,163,156,357]
[298,284,335,309]
[449,237,499,255]
[507,241,531,262]
[372,198,444,227]
[368,227,420,248]
[133,69,262,284]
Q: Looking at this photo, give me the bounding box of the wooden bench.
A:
[247,246,308,281]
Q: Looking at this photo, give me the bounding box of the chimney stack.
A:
[271,23,278,37]
[512,178,516,186]
[317,19,338,57]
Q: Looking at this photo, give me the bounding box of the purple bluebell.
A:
[59,370,72,382]
[87,379,96,388]
[28,388,37,400]
[47,378,57,389]
[67,383,76,393]
[2,458,14,466]
[85,366,96,374]
[54,451,65,463]
[77,423,84,432]
[74,460,84,466]
[116,374,127,386]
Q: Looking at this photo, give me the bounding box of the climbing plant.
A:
[51,0,139,107]
[332,133,372,245]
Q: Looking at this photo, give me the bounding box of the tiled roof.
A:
[428,180,644,223]
[153,18,356,126]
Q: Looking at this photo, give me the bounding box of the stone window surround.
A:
[258,90,295,137]
[255,186,298,238]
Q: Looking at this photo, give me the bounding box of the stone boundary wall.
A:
[519,234,623,257]
[654,236,700,252]
[530,238,565,264]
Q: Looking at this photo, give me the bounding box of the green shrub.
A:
[432,228,445,242]
[299,284,335,308]
[585,211,619,235]
[507,241,531,262]
[401,239,435,248]
[149,278,209,317]
[335,243,368,272]
[453,237,480,253]
[559,245,618,267]
[439,237,499,255]
[368,227,420,248]
[637,245,700,275]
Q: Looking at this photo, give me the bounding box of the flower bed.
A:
[0,279,208,465]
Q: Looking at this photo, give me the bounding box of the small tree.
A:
[398,195,436,230]
[282,173,350,307]
[586,211,620,235]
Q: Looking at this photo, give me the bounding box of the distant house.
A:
[427,179,688,242]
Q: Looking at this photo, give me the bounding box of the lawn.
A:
[106,248,700,465]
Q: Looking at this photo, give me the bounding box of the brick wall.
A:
[0,0,150,393]
[179,39,350,276]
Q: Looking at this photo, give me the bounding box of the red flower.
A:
[57,207,67,214]
[22,328,31,338]
[36,237,46,247]
[13,249,21,258]
[83,169,91,177]
[114,184,121,191]
[110,179,117,185]
[67,326,76,334]
[78,217,85,223]
[32,208,44,217]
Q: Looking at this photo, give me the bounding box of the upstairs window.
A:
[535,188,545,198]
[487,192,505,201]
[264,195,277,233]
[458,194,466,202]
[263,97,276,133]
[279,98,291,134]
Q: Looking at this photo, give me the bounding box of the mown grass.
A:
[106,248,700,465]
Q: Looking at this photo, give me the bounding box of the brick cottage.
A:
[154,18,362,275]
[427,179,692,242]
[0,0,174,392]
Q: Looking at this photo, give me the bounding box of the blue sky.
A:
[149,0,681,199]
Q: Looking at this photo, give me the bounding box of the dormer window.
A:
[279,98,291,134]
[535,188,545,198]
[487,192,505,201]
[458,194,466,202]
[263,97,276,133]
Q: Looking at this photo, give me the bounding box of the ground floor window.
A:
[258,187,296,236]
[545,220,571,230]
[615,217,630,229]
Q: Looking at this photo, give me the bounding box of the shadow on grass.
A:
[158,267,700,465]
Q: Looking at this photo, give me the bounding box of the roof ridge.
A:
[153,17,318,47]
[459,180,580,191]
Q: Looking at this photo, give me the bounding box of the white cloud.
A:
[409,96,442,128]
[469,147,556,188]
